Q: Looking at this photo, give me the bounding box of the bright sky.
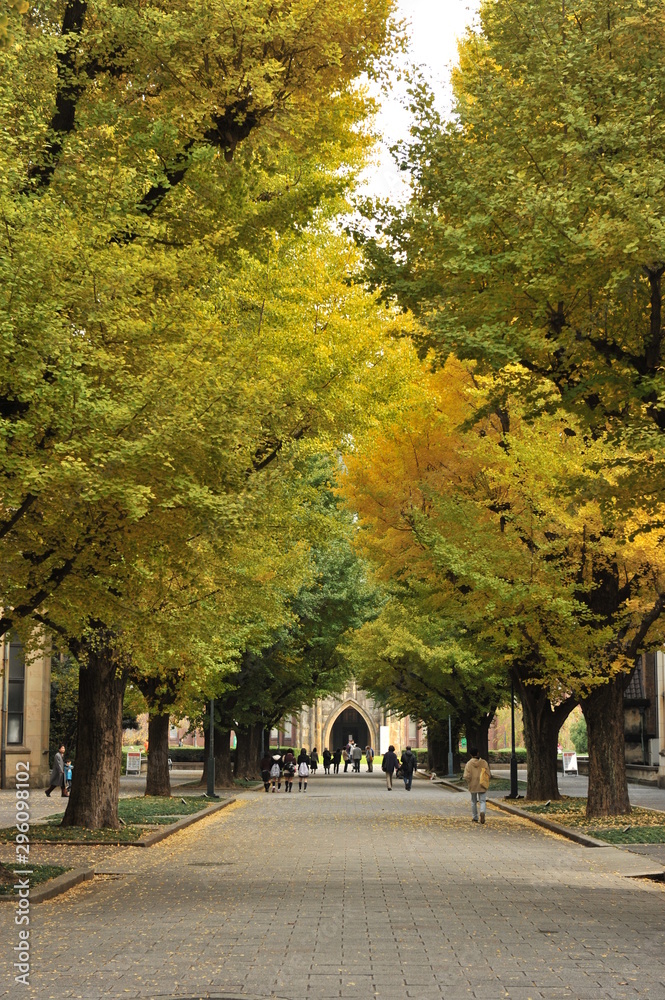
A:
[362,0,481,200]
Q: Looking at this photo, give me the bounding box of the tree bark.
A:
[581,675,631,817]
[0,863,16,887]
[427,721,448,773]
[516,675,577,801]
[62,642,127,829]
[462,710,495,762]
[145,711,171,797]
[234,722,262,779]
[200,723,234,788]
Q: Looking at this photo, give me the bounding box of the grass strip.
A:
[0,795,218,843]
[0,865,69,895]
[520,796,665,844]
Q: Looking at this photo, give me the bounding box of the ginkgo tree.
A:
[0,0,412,827]
[340,355,665,813]
[356,0,665,815]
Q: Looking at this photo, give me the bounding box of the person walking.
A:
[310,747,319,776]
[382,744,399,791]
[45,745,67,797]
[283,749,296,792]
[365,745,374,772]
[463,747,491,823]
[270,754,282,792]
[400,747,417,791]
[332,748,342,774]
[352,743,363,772]
[322,748,332,774]
[298,756,310,791]
[260,753,272,793]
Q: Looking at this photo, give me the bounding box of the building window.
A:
[7,638,25,745]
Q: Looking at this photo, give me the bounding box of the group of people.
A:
[260,741,379,792]
[260,748,313,792]
[45,744,73,798]
[341,741,374,772]
[379,745,418,790]
[260,743,421,792]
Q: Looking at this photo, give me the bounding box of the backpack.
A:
[479,764,491,792]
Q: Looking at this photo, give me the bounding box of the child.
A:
[64,759,73,794]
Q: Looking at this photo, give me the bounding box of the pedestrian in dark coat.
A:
[310,748,319,775]
[400,747,417,791]
[45,745,67,797]
[260,753,272,792]
[283,750,296,792]
[332,749,342,774]
[322,748,332,774]
[382,745,399,791]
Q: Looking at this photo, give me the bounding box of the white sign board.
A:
[379,725,390,755]
[126,751,142,775]
[562,751,578,775]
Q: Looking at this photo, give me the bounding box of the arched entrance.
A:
[326,702,376,752]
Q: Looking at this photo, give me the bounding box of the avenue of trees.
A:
[351,0,665,817]
[2,0,665,838]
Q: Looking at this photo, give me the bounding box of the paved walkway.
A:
[3,768,665,1000]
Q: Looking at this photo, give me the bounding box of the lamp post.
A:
[507,678,519,799]
[447,714,454,778]
[206,698,219,799]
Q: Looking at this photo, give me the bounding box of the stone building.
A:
[0,633,52,789]
[269,681,426,753]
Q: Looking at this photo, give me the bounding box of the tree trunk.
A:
[145,711,171,797]
[62,644,127,829]
[0,863,16,887]
[200,724,234,788]
[463,710,494,762]
[427,721,448,773]
[582,676,631,817]
[235,722,262,779]
[516,675,577,802]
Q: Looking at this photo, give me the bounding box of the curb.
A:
[1,797,237,848]
[0,867,94,904]
[489,799,610,847]
[415,771,465,793]
[135,797,236,846]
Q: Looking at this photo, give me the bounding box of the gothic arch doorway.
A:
[324,701,377,752]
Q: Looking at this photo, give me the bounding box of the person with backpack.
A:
[269,754,282,793]
[298,756,310,791]
[381,744,399,790]
[463,747,491,823]
[283,749,296,792]
[400,747,417,791]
